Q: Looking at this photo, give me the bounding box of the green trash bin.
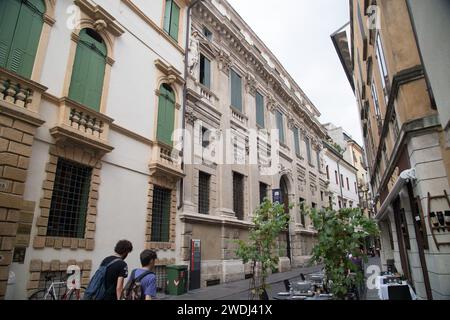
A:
[166,265,188,296]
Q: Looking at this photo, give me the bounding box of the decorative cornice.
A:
[217,49,232,74]
[245,73,257,96]
[75,0,124,37]
[154,59,185,85]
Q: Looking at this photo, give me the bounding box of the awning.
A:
[375,168,417,221]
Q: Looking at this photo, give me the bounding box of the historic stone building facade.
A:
[177,0,327,288]
[323,124,360,211]
[333,0,450,299]
[1,0,189,299]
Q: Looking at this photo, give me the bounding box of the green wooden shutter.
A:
[231,70,242,112]
[256,92,265,128]
[169,1,180,42]
[68,29,107,112]
[163,0,171,33]
[3,0,45,78]
[200,55,211,88]
[276,111,285,143]
[0,0,21,69]
[157,84,175,146]
[293,127,300,155]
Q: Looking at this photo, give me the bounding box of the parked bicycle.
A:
[28,270,86,300]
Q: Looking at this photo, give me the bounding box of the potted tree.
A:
[308,206,379,300]
[235,199,290,300]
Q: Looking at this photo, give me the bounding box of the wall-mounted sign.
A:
[272,189,282,204]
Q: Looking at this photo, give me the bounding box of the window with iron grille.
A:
[47,159,92,239]
[198,172,210,214]
[259,182,268,205]
[233,172,244,220]
[38,271,67,299]
[151,187,171,242]
[154,266,167,293]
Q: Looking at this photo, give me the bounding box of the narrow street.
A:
[164,256,381,300]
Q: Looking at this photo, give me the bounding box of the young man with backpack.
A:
[84,240,133,300]
[121,250,158,300]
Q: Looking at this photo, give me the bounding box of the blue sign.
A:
[272,189,282,203]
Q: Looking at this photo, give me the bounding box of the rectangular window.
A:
[371,81,381,118]
[163,0,180,42]
[320,192,324,202]
[326,166,329,180]
[200,54,211,88]
[341,174,344,188]
[233,172,244,220]
[357,1,367,41]
[47,159,92,239]
[198,172,210,214]
[276,111,285,144]
[355,182,358,193]
[347,177,350,190]
[335,171,338,185]
[376,33,390,102]
[201,126,210,149]
[299,198,306,226]
[293,127,301,156]
[203,26,212,41]
[316,150,321,171]
[256,92,265,128]
[230,69,243,112]
[151,186,171,242]
[259,182,268,205]
[305,137,312,164]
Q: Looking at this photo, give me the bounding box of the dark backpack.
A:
[84,258,121,300]
[121,269,154,300]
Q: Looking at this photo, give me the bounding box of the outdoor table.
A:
[377,278,417,300]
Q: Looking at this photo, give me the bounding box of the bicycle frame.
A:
[44,281,66,300]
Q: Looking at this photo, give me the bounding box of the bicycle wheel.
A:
[66,287,87,300]
[29,289,56,300]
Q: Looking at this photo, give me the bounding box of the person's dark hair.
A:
[114,240,133,256]
[140,250,157,267]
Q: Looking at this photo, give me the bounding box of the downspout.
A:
[179,0,203,210]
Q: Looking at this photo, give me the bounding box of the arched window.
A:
[0,0,45,78]
[68,28,107,112]
[157,83,176,146]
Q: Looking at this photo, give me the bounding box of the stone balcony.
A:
[49,98,114,154]
[149,142,184,180]
[0,67,46,127]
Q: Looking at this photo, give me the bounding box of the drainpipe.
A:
[179,0,203,210]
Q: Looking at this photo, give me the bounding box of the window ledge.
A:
[33,236,95,251]
[146,242,175,251]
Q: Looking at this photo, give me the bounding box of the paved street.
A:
[161,256,381,300]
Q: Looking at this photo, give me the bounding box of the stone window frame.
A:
[61,0,124,115]
[194,167,217,215]
[27,259,92,298]
[146,176,177,251]
[33,144,102,251]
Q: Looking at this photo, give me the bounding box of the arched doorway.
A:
[280,176,291,262]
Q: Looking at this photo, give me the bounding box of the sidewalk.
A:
[162,264,323,300]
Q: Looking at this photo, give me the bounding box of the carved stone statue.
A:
[188,30,200,76]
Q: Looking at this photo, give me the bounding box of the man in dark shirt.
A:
[100,240,133,300]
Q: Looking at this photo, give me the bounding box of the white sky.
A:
[227,0,362,144]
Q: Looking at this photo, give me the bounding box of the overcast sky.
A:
[227,0,362,145]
